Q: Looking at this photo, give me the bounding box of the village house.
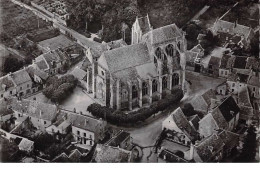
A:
[162,107,199,146]
[186,44,204,72]
[158,149,188,163]
[26,65,49,90]
[216,82,228,96]
[86,15,187,110]
[0,75,16,98]
[208,56,221,77]
[92,144,133,163]
[219,54,233,78]
[35,48,70,75]
[70,67,88,90]
[46,113,71,135]
[199,96,240,138]
[69,112,107,149]
[8,98,58,131]
[227,71,250,94]
[105,130,132,150]
[18,138,34,153]
[190,89,217,114]
[211,19,254,49]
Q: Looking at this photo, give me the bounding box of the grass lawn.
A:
[0,0,50,46]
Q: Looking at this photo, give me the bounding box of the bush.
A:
[42,75,77,103]
[87,88,183,125]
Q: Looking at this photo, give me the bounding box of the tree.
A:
[2,56,24,73]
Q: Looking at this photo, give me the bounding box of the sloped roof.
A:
[26,66,48,80]
[247,75,260,87]
[219,54,232,69]
[0,75,15,92]
[218,96,240,122]
[18,138,34,151]
[145,24,183,46]
[233,56,248,69]
[188,115,201,131]
[171,108,198,141]
[211,108,229,129]
[93,144,132,162]
[9,98,57,121]
[106,131,130,147]
[68,149,82,162]
[102,43,151,74]
[70,67,87,80]
[214,19,253,39]
[158,149,188,162]
[106,39,127,50]
[35,59,49,71]
[11,69,32,86]
[202,89,217,106]
[41,48,69,68]
[246,56,260,71]
[194,134,225,162]
[218,130,239,150]
[208,56,220,66]
[190,44,204,53]
[238,86,252,107]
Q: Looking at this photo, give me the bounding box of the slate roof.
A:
[102,43,151,74]
[0,75,15,92]
[68,149,82,162]
[218,96,240,122]
[9,98,58,121]
[211,108,229,129]
[146,24,183,46]
[93,144,132,162]
[194,134,225,162]
[11,69,32,86]
[171,108,198,141]
[219,54,232,69]
[233,56,248,69]
[138,16,152,34]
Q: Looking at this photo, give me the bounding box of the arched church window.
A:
[97,82,104,99]
[132,85,138,99]
[152,80,158,93]
[172,73,179,87]
[166,44,174,57]
[142,82,148,96]
[154,57,157,64]
[162,76,168,90]
[177,42,181,50]
[155,47,162,59]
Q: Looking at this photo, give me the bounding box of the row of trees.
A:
[87,88,184,125]
[43,75,77,103]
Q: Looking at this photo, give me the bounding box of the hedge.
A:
[87,88,184,125]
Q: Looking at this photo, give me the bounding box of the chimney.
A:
[190,143,195,160]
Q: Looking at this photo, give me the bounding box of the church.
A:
[85,15,187,110]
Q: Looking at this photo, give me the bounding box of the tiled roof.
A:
[138,16,152,34]
[35,59,49,71]
[106,39,127,50]
[11,69,32,86]
[93,144,132,162]
[41,48,69,68]
[171,108,198,141]
[226,56,236,69]
[211,108,229,129]
[208,56,220,66]
[214,19,252,39]
[146,24,183,46]
[102,43,151,74]
[233,56,248,69]
[26,66,48,80]
[201,89,216,106]
[194,134,225,162]
[70,67,87,80]
[218,96,240,122]
[238,86,252,107]
[9,98,58,121]
[0,75,15,92]
[246,57,260,71]
[68,149,82,161]
[218,130,239,150]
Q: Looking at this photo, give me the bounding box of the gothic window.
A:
[155,47,162,59]
[97,82,104,99]
[166,44,174,57]
[172,73,179,87]
[177,42,181,50]
[152,80,158,93]
[162,76,168,90]
[132,85,138,99]
[154,57,157,65]
[142,82,148,96]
